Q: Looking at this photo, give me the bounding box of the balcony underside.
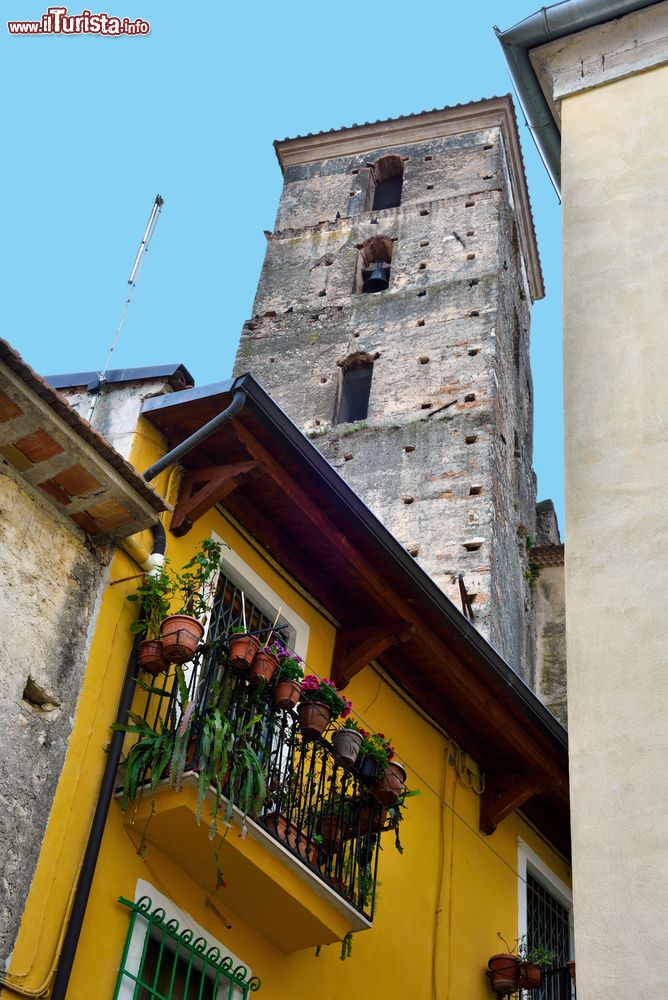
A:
[120,777,371,952]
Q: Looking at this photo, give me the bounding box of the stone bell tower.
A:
[233,96,544,681]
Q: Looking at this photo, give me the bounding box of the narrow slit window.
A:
[335,355,374,424]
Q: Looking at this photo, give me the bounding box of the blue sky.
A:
[1,0,564,530]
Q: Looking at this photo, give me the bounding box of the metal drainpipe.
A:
[142,387,247,482]
[51,391,247,997]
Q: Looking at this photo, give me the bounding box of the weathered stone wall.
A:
[234,124,537,676]
[0,463,108,965]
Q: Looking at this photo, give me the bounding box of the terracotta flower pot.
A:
[137,638,168,674]
[272,678,301,710]
[487,954,520,993]
[331,728,363,767]
[262,811,317,864]
[250,649,279,684]
[160,615,204,664]
[566,959,576,985]
[297,700,332,739]
[518,962,541,989]
[319,813,351,853]
[370,760,406,806]
[228,633,260,670]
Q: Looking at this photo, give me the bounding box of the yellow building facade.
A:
[3,373,572,999]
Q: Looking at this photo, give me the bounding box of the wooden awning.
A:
[142,375,570,855]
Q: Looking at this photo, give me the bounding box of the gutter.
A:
[495,0,663,194]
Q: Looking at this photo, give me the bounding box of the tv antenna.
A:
[86,194,164,422]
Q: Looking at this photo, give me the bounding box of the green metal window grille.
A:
[527,873,571,1000]
[113,896,261,999]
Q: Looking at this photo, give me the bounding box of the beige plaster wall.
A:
[561,65,668,998]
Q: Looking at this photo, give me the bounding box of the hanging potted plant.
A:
[271,644,304,709]
[566,959,576,985]
[517,939,559,989]
[248,608,284,684]
[127,566,174,673]
[227,593,262,669]
[367,734,405,806]
[161,539,223,664]
[297,675,352,739]
[331,717,364,767]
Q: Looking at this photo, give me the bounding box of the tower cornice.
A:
[274,95,544,301]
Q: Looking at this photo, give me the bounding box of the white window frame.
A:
[211,530,310,660]
[118,879,250,1000]
[517,838,574,959]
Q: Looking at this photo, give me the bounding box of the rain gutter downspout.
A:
[51,390,247,998]
[142,387,247,482]
[495,0,664,196]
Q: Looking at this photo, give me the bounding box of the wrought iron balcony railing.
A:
[495,966,576,999]
[132,626,384,921]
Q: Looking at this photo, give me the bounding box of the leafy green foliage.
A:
[127,567,174,638]
[172,538,225,621]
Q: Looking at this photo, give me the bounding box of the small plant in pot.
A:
[271,643,303,709]
[517,938,559,989]
[161,539,224,664]
[331,717,364,767]
[359,732,406,805]
[249,640,281,685]
[127,566,174,673]
[297,675,352,739]
[228,625,261,670]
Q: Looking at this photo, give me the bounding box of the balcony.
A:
[122,597,392,950]
[492,966,576,999]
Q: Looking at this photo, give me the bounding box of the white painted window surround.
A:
[517,838,574,957]
[211,530,310,660]
[117,879,250,1000]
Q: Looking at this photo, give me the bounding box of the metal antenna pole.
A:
[86,194,164,423]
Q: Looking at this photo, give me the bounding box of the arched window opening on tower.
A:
[335,353,374,424]
[369,155,404,211]
[356,236,393,294]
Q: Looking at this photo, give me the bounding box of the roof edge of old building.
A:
[273,94,544,302]
[495,0,663,194]
[0,339,167,515]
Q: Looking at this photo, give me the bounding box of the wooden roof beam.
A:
[230,420,567,791]
[170,460,258,536]
[332,623,415,688]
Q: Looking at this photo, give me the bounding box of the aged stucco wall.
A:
[0,462,109,966]
[61,379,174,462]
[560,59,668,999]
[234,119,538,677]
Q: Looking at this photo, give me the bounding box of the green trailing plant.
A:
[172,538,225,621]
[112,665,194,856]
[386,787,420,854]
[127,566,174,639]
[194,677,267,886]
[340,931,353,961]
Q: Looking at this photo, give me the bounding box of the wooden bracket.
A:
[170,460,258,536]
[479,772,549,835]
[332,622,414,689]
